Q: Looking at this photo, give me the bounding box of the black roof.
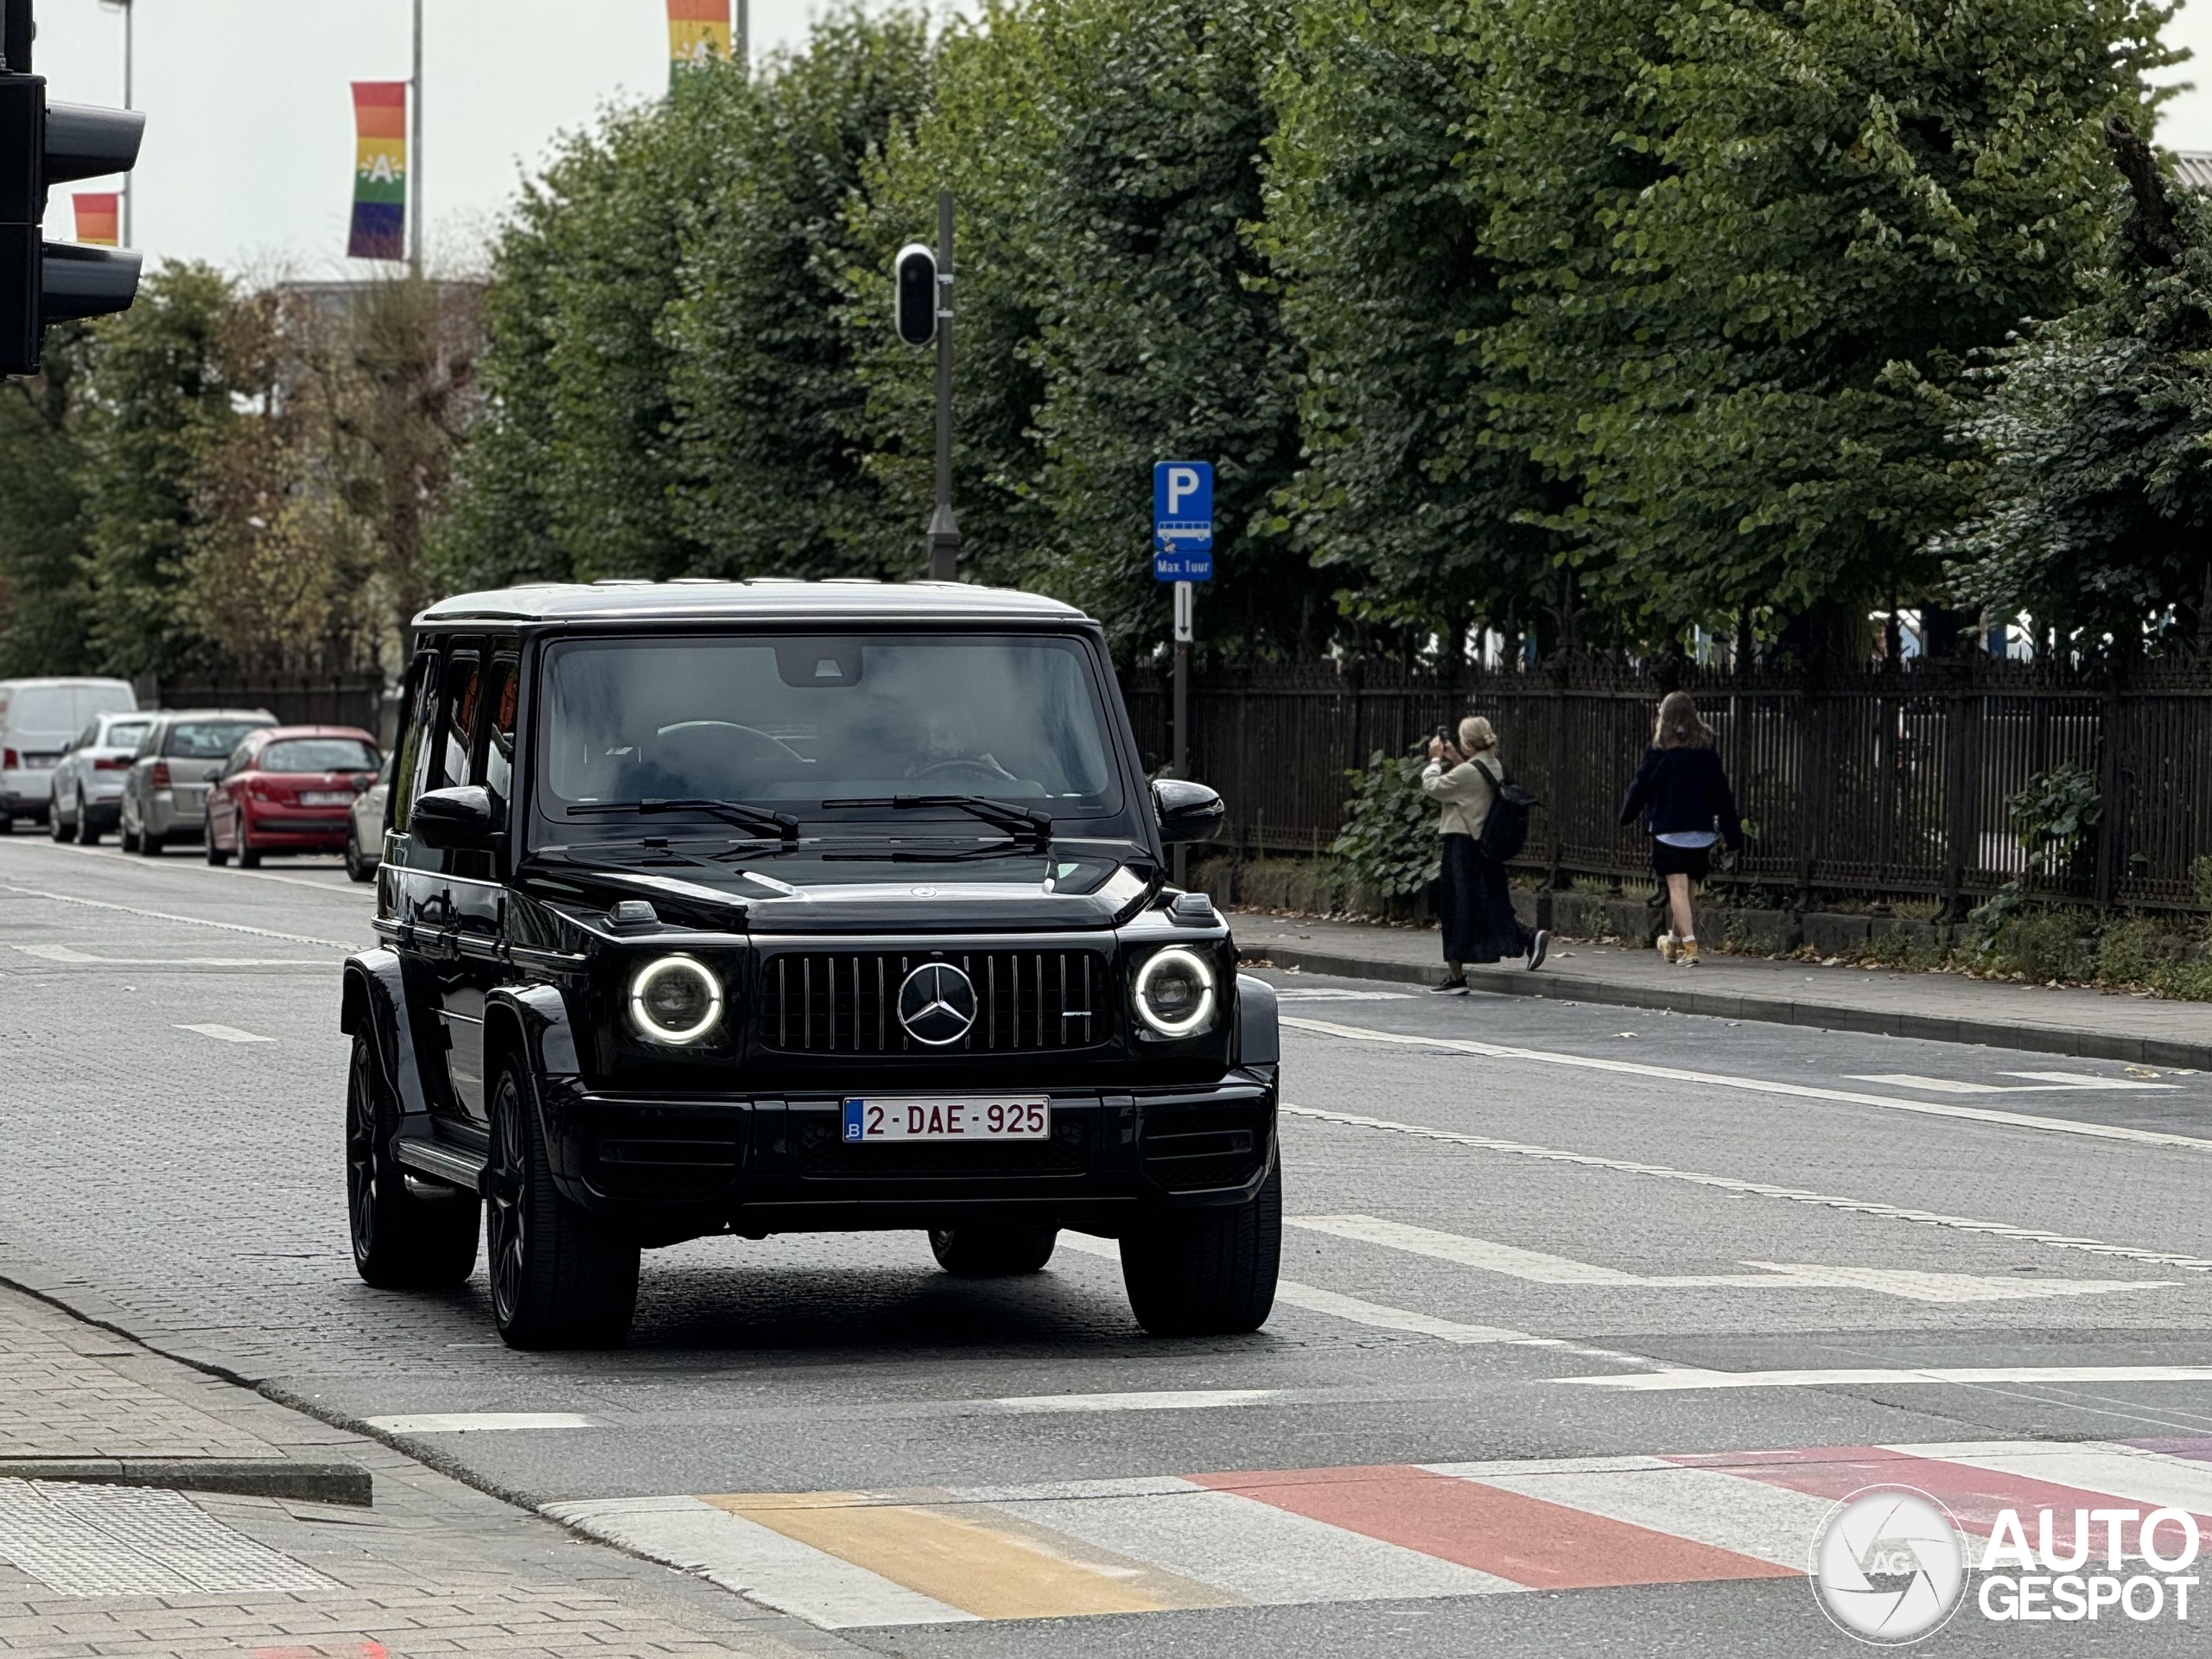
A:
[416,579,1090,629]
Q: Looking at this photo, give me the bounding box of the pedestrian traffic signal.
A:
[893,241,937,346]
[0,0,144,377]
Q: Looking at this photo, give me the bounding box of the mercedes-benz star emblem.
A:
[897,962,977,1046]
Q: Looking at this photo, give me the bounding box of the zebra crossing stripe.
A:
[548,1437,2212,1629]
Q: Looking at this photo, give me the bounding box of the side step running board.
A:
[394,1136,486,1191]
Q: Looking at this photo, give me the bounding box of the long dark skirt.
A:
[1437,833,1528,964]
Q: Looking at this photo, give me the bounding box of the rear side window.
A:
[104,720,150,750]
[262,738,378,772]
[391,652,441,833]
[165,721,266,759]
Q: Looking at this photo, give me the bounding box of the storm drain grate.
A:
[0,1478,336,1597]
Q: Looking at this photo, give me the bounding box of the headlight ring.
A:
[1134,946,1217,1038]
[627,954,724,1045]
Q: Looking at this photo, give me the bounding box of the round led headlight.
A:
[628,954,723,1045]
[1134,946,1217,1038]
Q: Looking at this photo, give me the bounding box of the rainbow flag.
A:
[668,0,730,82]
[73,193,119,246]
[348,80,407,261]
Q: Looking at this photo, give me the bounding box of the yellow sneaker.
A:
[1656,933,1679,964]
[1680,938,1701,965]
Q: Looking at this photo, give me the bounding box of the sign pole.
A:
[408,0,423,276]
[926,189,960,580]
[1173,579,1192,885]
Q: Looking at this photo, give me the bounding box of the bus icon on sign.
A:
[1154,460,1213,582]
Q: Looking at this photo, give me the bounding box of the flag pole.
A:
[408,0,422,275]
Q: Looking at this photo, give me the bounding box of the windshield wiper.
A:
[820,794,1052,846]
[568,798,800,845]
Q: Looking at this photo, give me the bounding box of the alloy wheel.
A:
[486,1077,529,1326]
[345,1040,379,1265]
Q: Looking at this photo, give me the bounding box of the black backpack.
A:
[1475,759,1538,861]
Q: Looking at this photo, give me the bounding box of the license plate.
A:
[842,1096,1049,1142]
[302,791,353,805]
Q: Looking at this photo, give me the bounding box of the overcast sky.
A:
[25,0,2212,276]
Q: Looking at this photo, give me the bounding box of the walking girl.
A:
[1618,691,1744,965]
[1423,715,1548,994]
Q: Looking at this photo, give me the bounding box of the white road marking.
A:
[1852,1071,2175,1096]
[16,944,332,968]
[1283,1014,2212,1152]
[545,1494,975,1628]
[174,1023,275,1044]
[1287,1215,2174,1303]
[3,885,360,950]
[1272,988,1415,1002]
[365,1412,596,1433]
[1279,1103,2212,1274]
[1561,1365,2212,1392]
[987,1390,1274,1414]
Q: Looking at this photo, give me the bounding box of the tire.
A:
[344,825,375,883]
[0,813,13,835]
[486,1062,639,1350]
[74,798,99,845]
[118,814,138,853]
[139,826,162,855]
[48,799,70,841]
[1119,1159,1282,1337]
[346,1033,480,1289]
[205,813,229,866]
[929,1226,1059,1276]
[237,840,261,868]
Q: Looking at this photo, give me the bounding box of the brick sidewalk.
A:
[0,1287,854,1659]
[1231,911,2212,1069]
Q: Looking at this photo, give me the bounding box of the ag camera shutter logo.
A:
[1811,1486,1968,1644]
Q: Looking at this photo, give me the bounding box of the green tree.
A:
[1470,0,2172,649]
[1939,123,2212,651]
[0,326,93,676]
[77,263,245,679]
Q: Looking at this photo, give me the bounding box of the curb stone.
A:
[1238,943,2212,1071]
[0,1455,372,1505]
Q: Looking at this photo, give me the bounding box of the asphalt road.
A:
[6,830,2212,1655]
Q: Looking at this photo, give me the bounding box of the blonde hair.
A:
[1654,690,1713,750]
[1458,715,1497,754]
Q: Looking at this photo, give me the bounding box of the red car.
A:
[204,726,382,868]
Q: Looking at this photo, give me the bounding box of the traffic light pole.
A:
[926,188,959,581]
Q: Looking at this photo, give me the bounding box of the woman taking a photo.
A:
[1423,715,1547,994]
[1618,691,1744,965]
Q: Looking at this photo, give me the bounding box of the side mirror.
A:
[409,785,496,852]
[1154,778,1224,845]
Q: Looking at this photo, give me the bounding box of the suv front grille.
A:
[762,950,1109,1055]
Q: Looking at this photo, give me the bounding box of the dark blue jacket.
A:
[1619,746,1744,849]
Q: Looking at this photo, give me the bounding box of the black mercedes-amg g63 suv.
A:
[340,580,1281,1348]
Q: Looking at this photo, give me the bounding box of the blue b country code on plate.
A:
[843,1096,1051,1142]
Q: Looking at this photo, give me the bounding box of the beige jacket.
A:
[1421,754,1500,839]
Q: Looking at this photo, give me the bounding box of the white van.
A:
[0,678,139,830]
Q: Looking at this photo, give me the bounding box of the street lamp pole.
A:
[926,188,960,581]
[408,0,422,275]
[118,0,132,246]
[735,0,747,75]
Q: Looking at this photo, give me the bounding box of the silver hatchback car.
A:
[118,709,276,855]
[48,709,157,843]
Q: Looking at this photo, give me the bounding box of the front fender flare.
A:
[485,984,586,1191]
[1233,972,1279,1067]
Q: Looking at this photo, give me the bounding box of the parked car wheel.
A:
[138,826,163,855]
[1119,1159,1281,1337]
[486,1062,639,1350]
[237,836,262,869]
[346,1034,480,1290]
[48,800,70,841]
[204,814,229,866]
[343,824,375,883]
[118,813,138,853]
[0,812,13,835]
[74,795,100,845]
[928,1226,1058,1276]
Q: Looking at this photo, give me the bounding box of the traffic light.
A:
[893,241,937,346]
[0,0,143,376]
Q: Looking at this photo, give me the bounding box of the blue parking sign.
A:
[1153,461,1213,581]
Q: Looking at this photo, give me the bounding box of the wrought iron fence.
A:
[143,676,391,739]
[1119,658,2212,912]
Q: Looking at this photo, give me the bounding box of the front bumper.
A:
[530,1072,1279,1240]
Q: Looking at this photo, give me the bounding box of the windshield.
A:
[262,738,378,772]
[537,634,1124,830]
[166,720,268,760]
